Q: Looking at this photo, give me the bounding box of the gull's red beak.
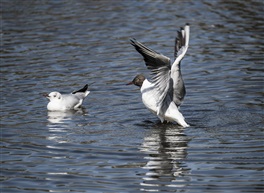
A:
[43,93,49,98]
[126,81,133,85]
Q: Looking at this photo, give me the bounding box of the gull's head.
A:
[126,74,145,87]
[44,91,62,101]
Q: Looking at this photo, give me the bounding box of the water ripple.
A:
[1,0,263,192]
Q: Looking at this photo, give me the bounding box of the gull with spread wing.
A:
[127,24,190,127]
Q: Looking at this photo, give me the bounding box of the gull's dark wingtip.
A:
[72,84,88,94]
[130,38,137,46]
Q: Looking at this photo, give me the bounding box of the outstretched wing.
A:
[130,24,190,116]
[130,38,172,116]
[174,24,190,63]
[130,38,171,69]
[171,24,190,106]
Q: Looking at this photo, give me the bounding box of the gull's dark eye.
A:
[53,95,56,97]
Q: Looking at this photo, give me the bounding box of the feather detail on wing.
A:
[72,84,88,94]
[173,24,190,64]
[130,39,172,116]
[130,38,171,69]
[130,24,190,117]
[72,84,90,99]
[171,24,190,106]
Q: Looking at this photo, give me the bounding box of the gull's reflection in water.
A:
[47,108,86,124]
[46,108,86,143]
[140,123,190,192]
[44,109,87,187]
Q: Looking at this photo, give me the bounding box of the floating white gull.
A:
[127,24,190,127]
[44,84,90,111]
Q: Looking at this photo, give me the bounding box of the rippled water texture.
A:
[1,0,263,192]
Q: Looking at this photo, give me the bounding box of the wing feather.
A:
[72,84,88,94]
[130,24,190,116]
[130,39,172,115]
[171,24,190,106]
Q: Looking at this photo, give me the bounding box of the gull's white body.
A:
[141,79,189,127]
[129,24,190,127]
[46,85,90,111]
